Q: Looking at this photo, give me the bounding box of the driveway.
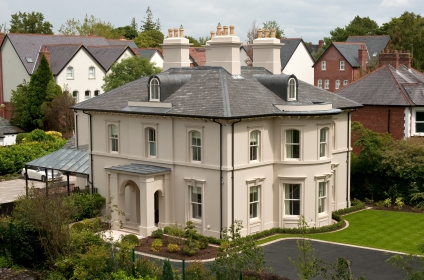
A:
[263,239,417,279]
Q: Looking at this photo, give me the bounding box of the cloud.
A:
[379,0,415,7]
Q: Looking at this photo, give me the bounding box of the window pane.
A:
[110,125,117,137]
[250,203,257,218]
[250,146,257,161]
[192,204,201,219]
[416,123,424,132]
[250,131,258,145]
[416,112,424,122]
[111,139,118,152]
[320,143,326,157]
[149,142,156,156]
[149,129,155,141]
[320,129,326,142]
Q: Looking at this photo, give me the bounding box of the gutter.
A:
[231,119,241,224]
[346,111,351,207]
[73,110,78,148]
[212,119,223,236]
[83,110,94,193]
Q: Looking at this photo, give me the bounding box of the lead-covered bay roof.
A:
[72,66,361,118]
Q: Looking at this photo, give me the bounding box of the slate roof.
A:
[346,35,390,59]
[280,39,314,70]
[333,43,364,67]
[189,47,206,66]
[105,163,171,175]
[107,39,138,49]
[72,66,361,118]
[337,64,424,106]
[34,44,81,75]
[4,33,109,74]
[135,48,163,61]
[87,45,133,71]
[0,117,25,138]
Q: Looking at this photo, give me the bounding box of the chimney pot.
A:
[217,25,222,36]
[168,28,173,37]
[264,28,269,38]
[173,28,179,37]
[223,26,229,36]
[271,28,276,38]
[179,27,184,38]
[210,31,215,38]
[257,28,263,38]
[230,25,235,36]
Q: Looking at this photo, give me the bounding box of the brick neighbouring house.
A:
[314,35,390,93]
[336,50,423,142]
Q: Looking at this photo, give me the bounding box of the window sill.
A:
[249,218,261,224]
[283,215,300,220]
[191,160,202,164]
[88,77,96,80]
[318,213,328,219]
[190,219,202,225]
[67,78,74,80]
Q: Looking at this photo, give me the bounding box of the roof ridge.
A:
[8,33,106,39]
[333,42,365,45]
[87,45,127,48]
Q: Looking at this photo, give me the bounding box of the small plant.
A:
[151,238,162,252]
[5,174,10,180]
[163,226,171,234]
[121,234,139,247]
[70,222,85,232]
[375,200,385,208]
[183,239,200,256]
[134,257,161,279]
[394,197,404,211]
[351,198,362,206]
[162,259,174,280]
[151,228,163,238]
[167,222,185,245]
[185,261,212,280]
[364,198,374,204]
[198,235,209,250]
[383,198,392,207]
[167,243,180,253]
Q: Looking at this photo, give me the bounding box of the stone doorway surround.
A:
[105,163,171,236]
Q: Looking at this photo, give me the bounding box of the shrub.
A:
[242,270,290,280]
[332,201,365,222]
[185,261,212,280]
[383,198,392,207]
[70,222,85,232]
[375,200,385,208]
[162,259,174,280]
[121,234,139,247]
[70,192,105,221]
[394,197,404,210]
[134,257,161,279]
[163,226,171,234]
[151,238,162,252]
[183,239,200,256]
[167,222,185,245]
[167,243,180,253]
[151,228,163,238]
[198,235,209,250]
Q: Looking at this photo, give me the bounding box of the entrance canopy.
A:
[25,148,89,175]
[105,163,171,175]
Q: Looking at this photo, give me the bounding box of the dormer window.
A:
[150,78,160,101]
[288,78,296,101]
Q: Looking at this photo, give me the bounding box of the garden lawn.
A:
[308,210,424,254]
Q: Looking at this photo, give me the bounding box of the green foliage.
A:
[151,238,162,252]
[183,221,200,256]
[72,244,111,279]
[185,261,212,280]
[70,222,85,233]
[323,15,379,46]
[242,270,290,280]
[383,198,392,207]
[58,14,119,39]
[115,25,139,40]
[167,243,180,252]
[262,21,284,39]
[387,254,424,280]
[111,269,154,279]
[394,197,405,210]
[70,192,106,221]
[134,257,162,279]
[10,11,53,34]
[134,29,164,48]
[332,201,366,222]
[210,220,270,280]
[165,222,185,245]
[140,6,161,32]
[43,92,76,138]
[121,234,140,248]
[102,56,161,92]
[198,235,209,250]
[161,259,174,280]
[151,228,163,238]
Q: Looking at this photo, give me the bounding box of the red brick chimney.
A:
[399,50,412,68]
[120,35,124,40]
[358,44,367,69]
[318,40,324,49]
[39,46,51,66]
[379,49,399,69]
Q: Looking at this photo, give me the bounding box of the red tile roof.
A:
[189,47,206,66]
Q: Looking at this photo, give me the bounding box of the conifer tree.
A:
[162,259,174,280]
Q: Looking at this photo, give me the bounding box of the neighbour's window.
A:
[150,78,160,101]
[72,91,78,102]
[288,78,296,100]
[85,90,90,100]
[317,79,322,88]
[324,79,329,89]
[340,61,345,70]
[335,80,340,90]
[88,67,95,79]
[321,61,326,70]
[416,112,424,133]
[67,67,74,79]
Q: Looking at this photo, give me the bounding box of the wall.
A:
[150,52,163,69]
[283,43,314,84]
[314,45,358,92]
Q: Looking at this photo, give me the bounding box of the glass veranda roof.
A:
[25,148,89,175]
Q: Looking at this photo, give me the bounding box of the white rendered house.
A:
[280,38,315,84]
[72,25,361,237]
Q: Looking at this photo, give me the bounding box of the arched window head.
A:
[150,78,160,101]
[288,78,296,101]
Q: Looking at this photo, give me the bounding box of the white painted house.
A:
[71,25,361,238]
[280,38,315,84]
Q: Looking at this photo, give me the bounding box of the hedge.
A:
[332,201,366,222]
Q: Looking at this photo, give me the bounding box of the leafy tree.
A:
[134,29,164,48]
[114,25,138,40]
[102,56,161,92]
[185,36,210,47]
[140,6,161,32]
[9,80,29,129]
[131,17,137,30]
[43,92,76,139]
[58,14,119,39]
[323,16,379,47]
[10,11,53,34]
[162,259,174,280]
[262,20,284,39]
[210,220,270,279]
[246,20,259,44]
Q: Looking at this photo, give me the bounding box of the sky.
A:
[0,0,422,43]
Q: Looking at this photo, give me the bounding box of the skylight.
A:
[25,57,33,63]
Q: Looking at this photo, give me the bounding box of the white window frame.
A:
[288,78,296,101]
[318,182,327,214]
[147,127,157,157]
[319,127,328,158]
[184,178,205,227]
[340,61,345,71]
[412,108,424,136]
[281,182,302,218]
[88,66,95,79]
[284,129,301,160]
[85,90,91,100]
[150,78,160,101]
[321,61,326,70]
[249,129,261,162]
[335,80,340,90]
[94,90,100,97]
[317,79,322,89]
[108,123,119,153]
[190,130,202,162]
[249,185,260,220]
[343,80,348,86]
[72,91,78,102]
[190,185,202,220]
[186,125,204,163]
[67,66,74,79]
[142,123,159,158]
[324,79,329,89]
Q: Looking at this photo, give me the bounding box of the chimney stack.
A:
[399,51,412,68]
[39,46,51,66]
[318,40,324,49]
[358,44,367,69]
[207,23,241,75]
[379,49,399,69]
[251,27,283,74]
[161,26,191,71]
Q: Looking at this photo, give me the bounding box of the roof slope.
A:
[333,43,363,67]
[37,44,81,75]
[0,117,25,137]
[346,35,390,59]
[337,64,424,106]
[189,47,206,66]
[107,39,138,49]
[135,48,162,61]
[73,66,361,118]
[5,33,109,74]
[87,45,130,71]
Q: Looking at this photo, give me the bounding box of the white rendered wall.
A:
[282,43,314,84]
[1,38,31,102]
[150,52,164,69]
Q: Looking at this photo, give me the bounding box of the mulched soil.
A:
[365,203,423,213]
[134,236,219,261]
[0,268,40,280]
